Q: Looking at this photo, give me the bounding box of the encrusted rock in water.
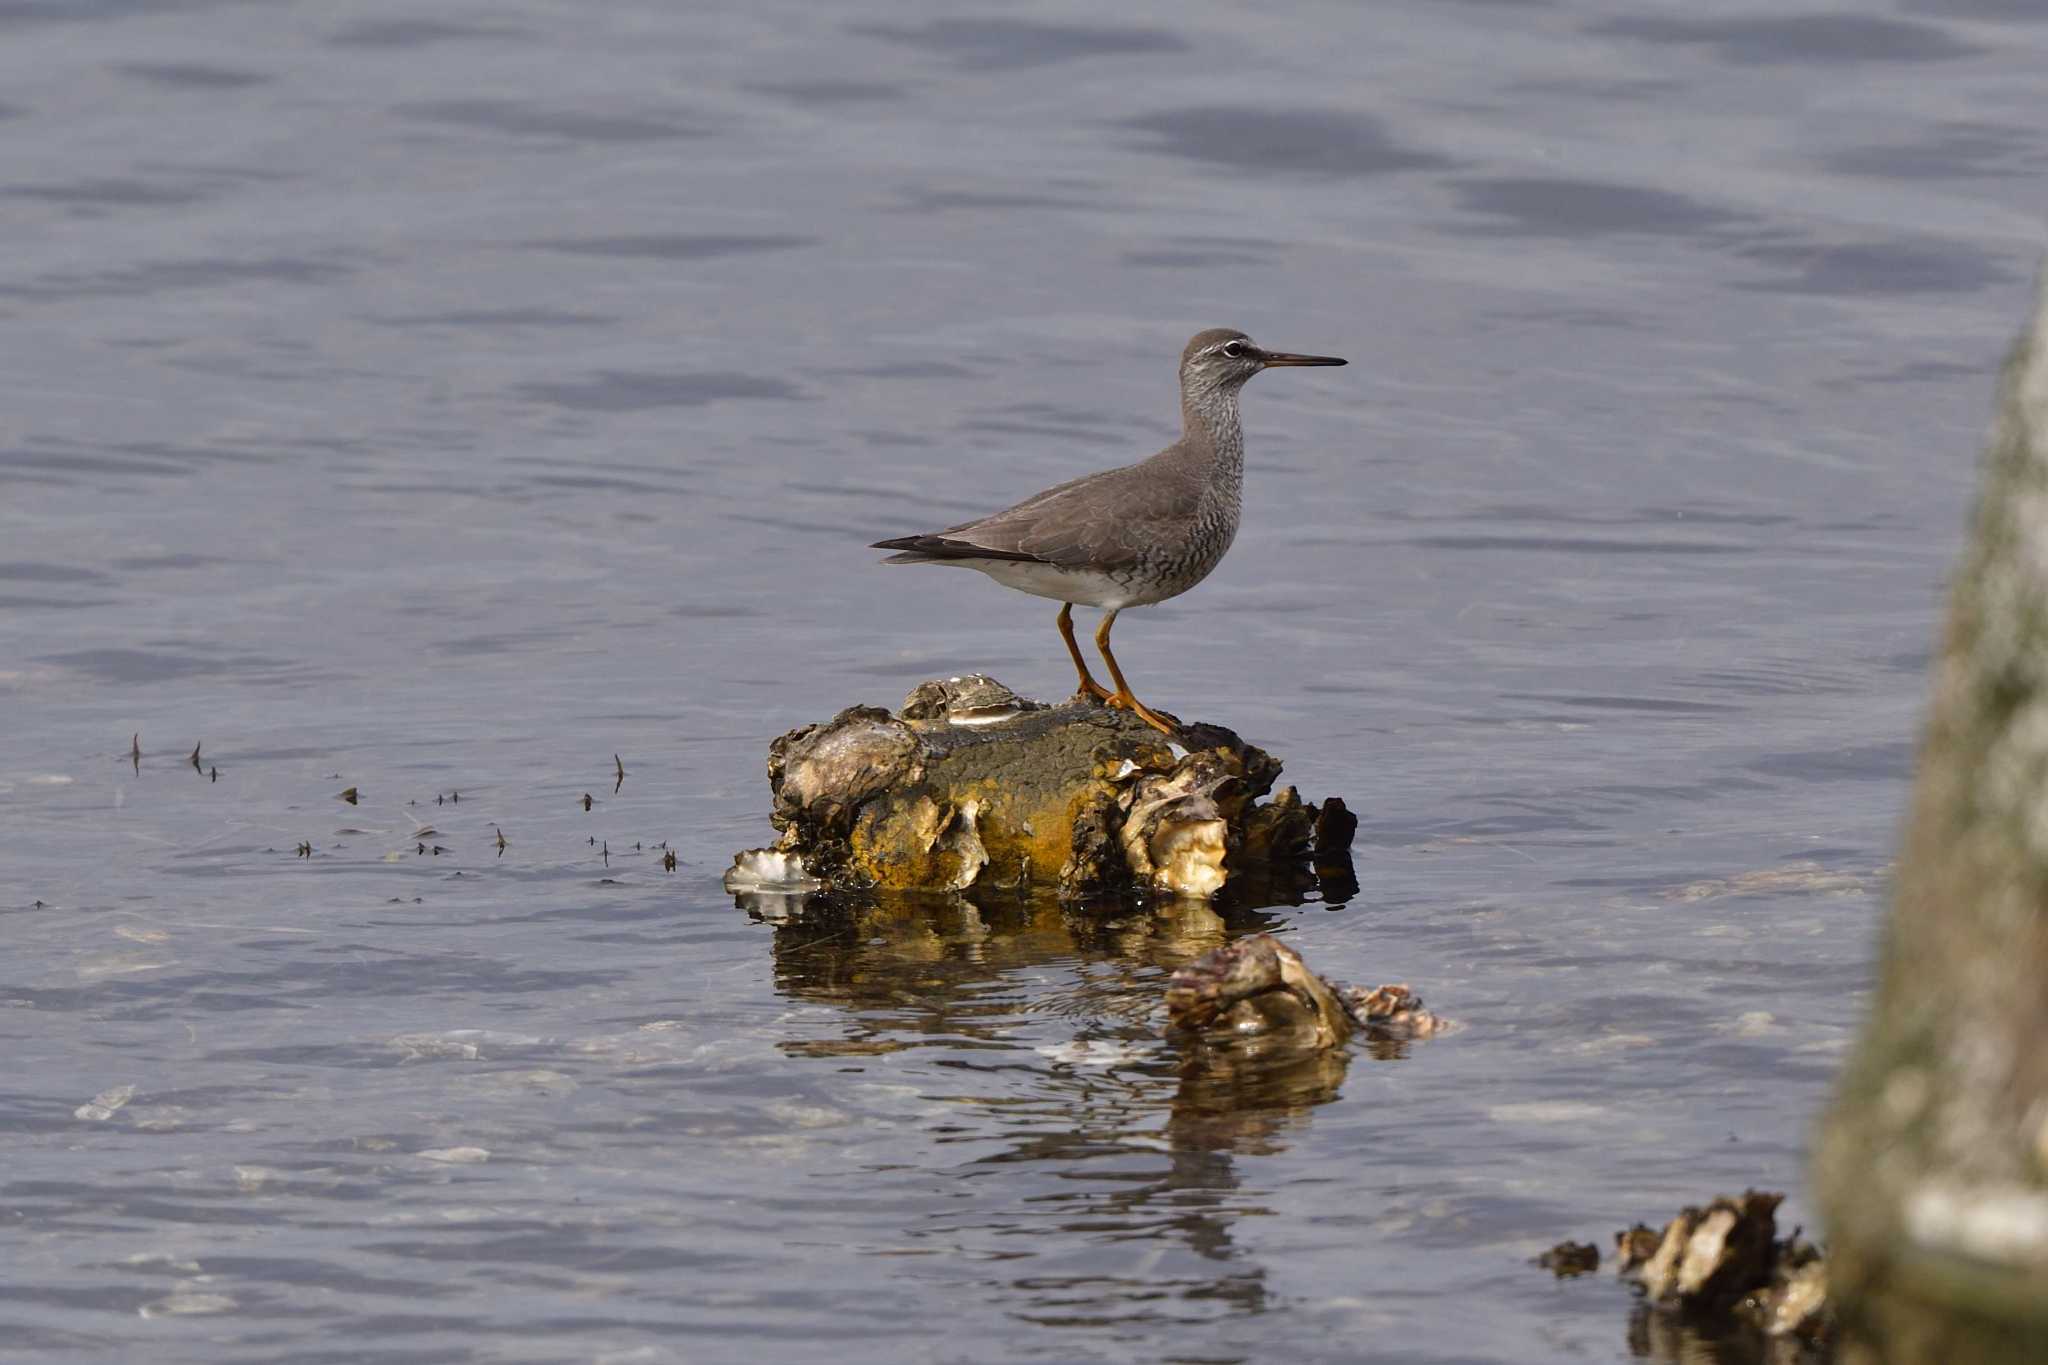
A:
[1628,1191,1785,1314]
[1165,933,1351,1050]
[1814,276,2048,1362]
[1537,1241,1600,1278]
[727,678,1354,899]
[1163,933,1445,1051]
[1608,1191,1834,1348]
[1331,981,1442,1041]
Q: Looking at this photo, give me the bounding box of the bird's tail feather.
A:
[869,534,1043,565]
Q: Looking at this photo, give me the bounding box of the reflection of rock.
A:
[728,677,1355,898]
[1814,278,2048,1361]
[1163,933,1447,1053]
[1610,1191,1832,1349]
[742,886,1294,1317]
[1167,1036,1353,1156]
[752,888,1267,1028]
[743,887,1382,1164]
[737,883,1429,1326]
[1625,1301,1827,1365]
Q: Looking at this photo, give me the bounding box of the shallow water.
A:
[4,2,2044,1361]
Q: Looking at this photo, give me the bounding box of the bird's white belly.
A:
[964,559,1149,609]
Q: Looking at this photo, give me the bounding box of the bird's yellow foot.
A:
[1071,679,1115,706]
[1106,690,1180,735]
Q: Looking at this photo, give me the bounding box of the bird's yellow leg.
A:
[1094,609,1179,735]
[1059,603,1114,703]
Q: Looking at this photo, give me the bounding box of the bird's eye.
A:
[1220,341,1246,359]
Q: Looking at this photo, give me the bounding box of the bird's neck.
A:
[1181,385,1245,501]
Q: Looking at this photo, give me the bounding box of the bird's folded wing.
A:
[939,464,1198,571]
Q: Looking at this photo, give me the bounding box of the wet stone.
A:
[728,677,1356,899]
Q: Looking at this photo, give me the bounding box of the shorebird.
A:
[872,328,1345,734]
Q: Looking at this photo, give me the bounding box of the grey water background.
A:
[3,0,2044,1360]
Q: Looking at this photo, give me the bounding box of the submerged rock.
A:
[1160,935,1443,1151]
[1813,277,2048,1361]
[1163,933,1445,1051]
[728,677,1355,899]
[1165,933,1352,1050]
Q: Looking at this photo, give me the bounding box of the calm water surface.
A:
[5,2,2046,1361]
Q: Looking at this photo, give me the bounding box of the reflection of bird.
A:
[873,329,1345,734]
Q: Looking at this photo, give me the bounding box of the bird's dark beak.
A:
[1258,349,1347,367]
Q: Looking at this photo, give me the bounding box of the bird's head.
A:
[1179,328,1346,398]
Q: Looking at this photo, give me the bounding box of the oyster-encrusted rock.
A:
[1607,1190,1834,1346]
[730,678,1356,898]
[1163,934,1446,1051]
[1332,982,1444,1041]
[1637,1192,1780,1310]
[1120,750,1245,899]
